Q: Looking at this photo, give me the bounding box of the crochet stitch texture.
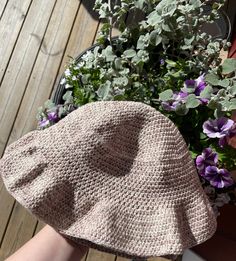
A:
[0,101,216,259]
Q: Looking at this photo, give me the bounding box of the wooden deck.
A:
[0,0,235,260]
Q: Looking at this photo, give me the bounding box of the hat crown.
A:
[0,101,217,259]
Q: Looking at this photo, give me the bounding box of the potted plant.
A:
[37,0,236,216]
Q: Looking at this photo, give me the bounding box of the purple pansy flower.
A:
[39,119,50,128]
[160,59,165,65]
[195,148,218,175]
[48,111,58,122]
[184,74,206,96]
[203,166,234,188]
[184,79,195,88]
[195,74,207,96]
[184,74,208,104]
[162,91,188,111]
[218,123,236,148]
[203,117,234,138]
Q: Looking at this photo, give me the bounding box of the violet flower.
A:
[184,74,206,95]
[183,74,208,104]
[219,123,236,148]
[203,166,234,188]
[195,74,206,96]
[195,148,218,175]
[48,111,58,122]
[203,117,234,138]
[39,119,50,128]
[160,59,165,65]
[162,91,188,111]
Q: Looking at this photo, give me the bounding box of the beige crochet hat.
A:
[0,101,216,259]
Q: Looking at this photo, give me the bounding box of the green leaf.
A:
[162,23,171,32]
[221,58,236,74]
[220,100,231,111]
[113,76,129,87]
[96,81,111,100]
[189,0,201,8]
[175,103,189,115]
[157,1,176,17]
[137,50,149,63]
[218,79,230,88]
[123,49,137,58]
[44,99,55,109]
[159,89,173,101]
[190,150,198,159]
[199,85,213,99]
[114,58,123,70]
[205,73,220,86]
[149,30,162,46]
[104,46,116,62]
[134,0,146,9]
[184,36,195,46]
[63,91,74,104]
[214,108,225,119]
[185,94,201,109]
[229,99,236,110]
[228,84,236,96]
[147,11,162,26]
[207,99,220,109]
[165,59,177,67]
[58,106,66,118]
[137,34,149,50]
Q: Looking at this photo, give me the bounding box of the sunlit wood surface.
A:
[0,0,235,260]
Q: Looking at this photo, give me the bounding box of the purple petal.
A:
[39,119,50,128]
[195,83,206,96]
[48,111,58,121]
[199,98,209,104]
[204,166,234,188]
[203,118,235,138]
[185,80,196,88]
[219,118,234,132]
[219,136,227,148]
[195,74,205,86]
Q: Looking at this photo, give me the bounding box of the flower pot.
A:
[51,43,100,105]
[192,204,236,261]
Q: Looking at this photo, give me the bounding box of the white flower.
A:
[72,76,77,81]
[65,84,72,89]
[60,78,66,85]
[65,68,71,77]
[74,62,84,70]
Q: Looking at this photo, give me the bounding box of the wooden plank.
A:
[86,248,116,261]
[0,202,37,260]
[149,257,170,261]
[0,0,57,157]
[51,0,99,98]
[0,0,32,84]
[0,0,8,19]
[5,0,81,141]
[116,255,170,261]
[0,183,15,245]
[0,0,57,248]
[0,0,81,259]
[116,256,131,261]
[82,251,88,261]
[33,220,46,235]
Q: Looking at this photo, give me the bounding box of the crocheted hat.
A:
[0,101,216,259]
